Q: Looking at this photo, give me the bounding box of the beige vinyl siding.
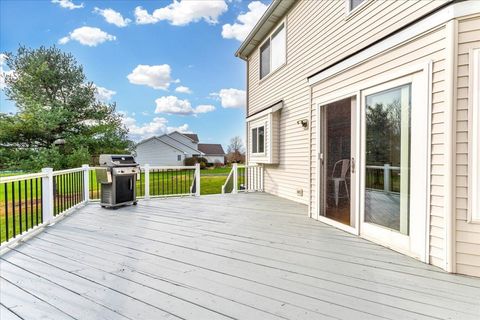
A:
[247,0,448,204]
[455,14,480,277]
[310,25,447,268]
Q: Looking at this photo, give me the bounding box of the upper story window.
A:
[348,0,365,11]
[260,23,286,79]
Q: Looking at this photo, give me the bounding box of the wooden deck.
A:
[1,193,479,320]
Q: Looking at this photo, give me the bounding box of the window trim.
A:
[469,48,480,223]
[259,20,287,81]
[177,154,182,161]
[345,0,369,19]
[251,124,266,155]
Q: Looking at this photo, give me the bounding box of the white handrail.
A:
[52,167,85,176]
[142,165,196,170]
[0,172,47,183]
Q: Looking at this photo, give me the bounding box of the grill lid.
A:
[99,154,138,167]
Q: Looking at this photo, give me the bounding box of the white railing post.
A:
[384,164,391,193]
[82,164,89,202]
[195,163,201,196]
[41,167,54,224]
[233,163,238,194]
[260,165,264,191]
[144,164,150,199]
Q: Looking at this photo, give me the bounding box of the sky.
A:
[0,0,270,148]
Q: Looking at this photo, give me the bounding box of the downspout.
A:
[444,19,457,273]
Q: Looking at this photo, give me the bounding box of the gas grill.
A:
[96,154,140,208]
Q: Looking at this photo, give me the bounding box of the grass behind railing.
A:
[0,178,43,243]
[88,168,230,199]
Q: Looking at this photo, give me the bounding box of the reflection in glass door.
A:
[319,97,356,227]
[364,85,411,234]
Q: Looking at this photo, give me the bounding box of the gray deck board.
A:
[1,193,479,320]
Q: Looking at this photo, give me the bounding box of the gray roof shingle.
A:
[198,144,225,155]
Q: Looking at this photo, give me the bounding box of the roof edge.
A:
[235,0,284,60]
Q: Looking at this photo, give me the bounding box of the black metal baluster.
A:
[161,170,164,195]
[81,171,85,201]
[12,182,16,237]
[35,178,39,226]
[4,183,8,242]
[40,178,43,222]
[75,172,78,205]
[30,179,33,229]
[18,181,22,233]
[23,179,27,230]
[176,169,178,194]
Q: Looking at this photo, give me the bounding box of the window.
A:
[177,155,182,161]
[470,48,480,222]
[349,0,365,11]
[252,126,265,154]
[260,23,286,79]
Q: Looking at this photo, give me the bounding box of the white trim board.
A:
[308,1,480,86]
[246,101,283,121]
[469,48,480,224]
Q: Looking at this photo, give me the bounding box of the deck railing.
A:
[222,163,264,194]
[0,163,201,247]
[365,164,401,193]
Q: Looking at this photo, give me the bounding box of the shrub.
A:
[184,156,208,169]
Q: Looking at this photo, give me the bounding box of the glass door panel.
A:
[320,97,355,227]
[364,85,411,234]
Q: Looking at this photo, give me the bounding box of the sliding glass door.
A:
[319,97,357,229]
[360,72,428,260]
[364,85,411,234]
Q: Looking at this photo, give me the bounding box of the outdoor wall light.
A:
[297,119,309,129]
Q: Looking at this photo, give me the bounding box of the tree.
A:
[226,136,245,164]
[0,46,131,170]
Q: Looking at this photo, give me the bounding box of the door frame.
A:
[313,61,432,262]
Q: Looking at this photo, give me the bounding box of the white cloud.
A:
[155,96,215,115]
[0,54,14,90]
[59,26,116,46]
[94,85,116,102]
[195,104,216,113]
[175,85,192,94]
[134,0,228,26]
[51,0,83,10]
[123,116,190,141]
[127,64,178,90]
[222,1,268,41]
[94,7,131,27]
[212,88,246,109]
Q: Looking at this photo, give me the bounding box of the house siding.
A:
[134,139,184,166]
[246,0,449,205]
[455,14,480,277]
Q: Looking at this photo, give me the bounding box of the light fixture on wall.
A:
[297,119,308,129]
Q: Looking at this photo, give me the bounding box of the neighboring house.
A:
[198,144,226,164]
[236,0,480,277]
[134,132,225,166]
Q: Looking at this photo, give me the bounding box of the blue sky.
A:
[0,0,269,148]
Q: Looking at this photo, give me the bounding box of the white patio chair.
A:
[330,159,350,207]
